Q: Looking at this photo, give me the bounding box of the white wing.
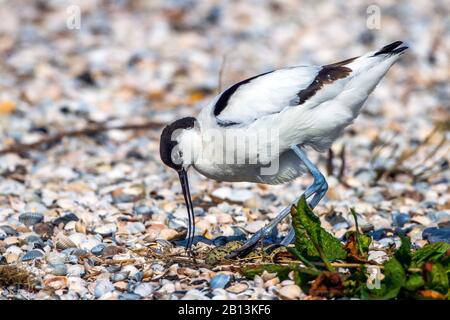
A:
[211,41,407,127]
[213,66,321,125]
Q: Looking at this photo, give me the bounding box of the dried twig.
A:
[411,135,448,178]
[248,260,421,273]
[0,121,165,156]
[337,144,346,182]
[326,148,334,176]
[369,132,396,165]
[414,157,450,181]
[374,126,440,182]
[217,52,229,93]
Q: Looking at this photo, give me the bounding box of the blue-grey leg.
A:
[226,145,328,258]
[280,146,328,246]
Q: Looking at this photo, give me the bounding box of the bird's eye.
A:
[178,151,183,158]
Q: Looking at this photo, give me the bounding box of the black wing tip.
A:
[373,41,408,56]
[392,46,409,54]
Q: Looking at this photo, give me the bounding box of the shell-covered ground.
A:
[0,0,449,300]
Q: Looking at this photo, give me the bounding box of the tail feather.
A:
[373,41,408,56]
[338,41,408,75]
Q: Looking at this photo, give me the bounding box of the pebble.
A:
[94,224,117,236]
[121,265,139,278]
[80,238,102,251]
[6,245,22,255]
[132,271,144,283]
[226,283,248,294]
[33,223,54,239]
[0,225,18,236]
[369,229,392,241]
[44,276,69,290]
[158,228,179,240]
[94,280,115,298]
[67,264,85,277]
[134,283,155,297]
[66,254,79,264]
[68,277,88,296]
[19,212,44,226]
[212,187,254,203]
[114,281,129,291]
[102,245,124,257]
[210,274,232,289]
[53,213,79,226]
[26,235,44,247]
[392,212,410,227]
[333,222,350,231]
[106,265,122,273]
[22,249,44,261]
[50,264,68,276]
[411,215,433,226]
[378,237,396,248]
[133,203,155,216]
[126,222,146,234]
[368,251,388,264]
[46,252,67,265]
[422,227,450,243]
[111,272,128,282]
[181,289,208,300]
[3,236,20,246]
[277,285,302,300]
[280,280,295,286]
[263,277,280,288]
[91,244,106,256]
[55,234,77,250]
[119,293,142,300]
[160,283,175,294]
[5,253,20,264]
[244,221,266,234]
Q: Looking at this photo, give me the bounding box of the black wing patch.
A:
[296,64,352,105]
[213,71,273,117]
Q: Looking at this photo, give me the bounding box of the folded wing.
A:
[213,41,407,127]
[213,66,322,126]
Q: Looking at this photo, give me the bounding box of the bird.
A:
[160,41,408,257]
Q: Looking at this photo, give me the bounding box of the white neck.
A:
[177,127,202,168]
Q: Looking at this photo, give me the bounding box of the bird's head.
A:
[159,117,198,171]
[159,116,197,249]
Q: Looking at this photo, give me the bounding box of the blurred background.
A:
[0,0,448,135]
[0,0,449,221]
[0,0,449,300]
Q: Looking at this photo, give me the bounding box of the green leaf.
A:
[368,258,406,300]
[293,270,317,289]
[424,263,449,294]
[286,247,317,269]
[404,273,425,292]
[292,196,346,264]
[344,231,372,262]
[442,254,450,275]
[357,234,372,256]
[395,235,412,268]
[344,266,369,298]
[411,242,450,267]
[349,209,372,257]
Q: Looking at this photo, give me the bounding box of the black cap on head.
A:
[159,117,196,171]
